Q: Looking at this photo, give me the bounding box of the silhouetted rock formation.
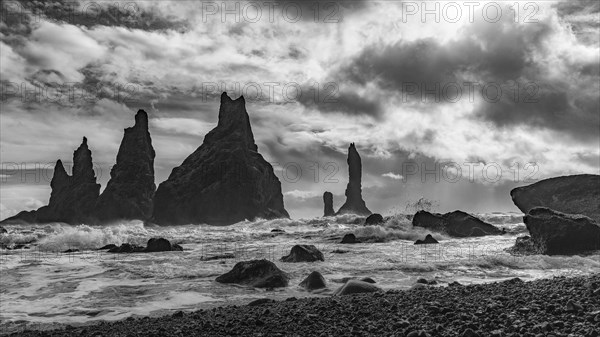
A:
[216,259,289,288]
[414,234,439,245]
[95,110,156,222]
[323,191,335,216]
[510,174,600,222]
[333,279,382,296]
[1,138,101,225]
[152,93,289,225]
[336,143,371,216]
[364,213,384,225]
[299,271,327,291]
[521,207,600,255]
[281,245,324,262]
[412,210,502,237]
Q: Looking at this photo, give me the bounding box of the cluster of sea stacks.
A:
[2,93,288,226]
[2,92,599,258]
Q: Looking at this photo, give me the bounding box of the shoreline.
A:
[7,273,599,337]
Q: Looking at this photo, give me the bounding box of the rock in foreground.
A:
[332,279,382,296]
[299,271,327,290]
[413,210,502,237]
[152,93,289,225]
[216,259,289,288]
[510,174,600,222]
[522,207,600,255]
[280,245,324,262]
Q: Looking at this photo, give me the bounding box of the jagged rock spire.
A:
[336,143,371,216]
[95,109,156,221]
[152,92,288,225]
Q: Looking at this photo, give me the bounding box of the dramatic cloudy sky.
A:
[1,0,599,220]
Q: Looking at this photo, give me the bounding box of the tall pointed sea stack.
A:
[40,137,101,223]
[336,143,371,216]
[2,138,101,224]
[95,110,156,221]
[152,92,289,225]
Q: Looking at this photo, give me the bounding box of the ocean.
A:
[1,213,599,333]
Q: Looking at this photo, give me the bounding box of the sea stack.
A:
[152,92,289,225]
[2,138,101,224]
[323,191,335,216]
[336,143,371,216]
[94,110,156,221]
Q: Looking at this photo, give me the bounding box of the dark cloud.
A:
[296,86,383,117]
[330,16,598,140]
[554,0,600,45]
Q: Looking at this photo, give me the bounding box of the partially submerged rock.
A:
[281,245,324,262]
[413,210,502,237]
[299,271,327,290]
[364,213,384,225]
[105,238,182,253]
[333,279,382,296]
[144,238,183,252]
[521,207,600,255]
[216,259,289,288]
[414,234,439,245]
[108,243,145,253]
[340,233,360,244]
[510,174,600,222]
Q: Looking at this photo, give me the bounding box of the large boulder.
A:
[281,245,324,262]
[152,93,289,225]
[216,259,289,288]
[323,192,335,217]
[364,213,384,225]
[413,210,502,237]
[336,143,371,216]
[1,138,101,225]
[144,238,183,252]
[333,280,382,296]
[94,110,156,222]
[521,207,600,255]
[510,175,600,222]
[299,271,327,290]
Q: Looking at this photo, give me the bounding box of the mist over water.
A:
[1,213,599,333]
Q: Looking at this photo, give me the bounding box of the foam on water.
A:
[0,213,598,333]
